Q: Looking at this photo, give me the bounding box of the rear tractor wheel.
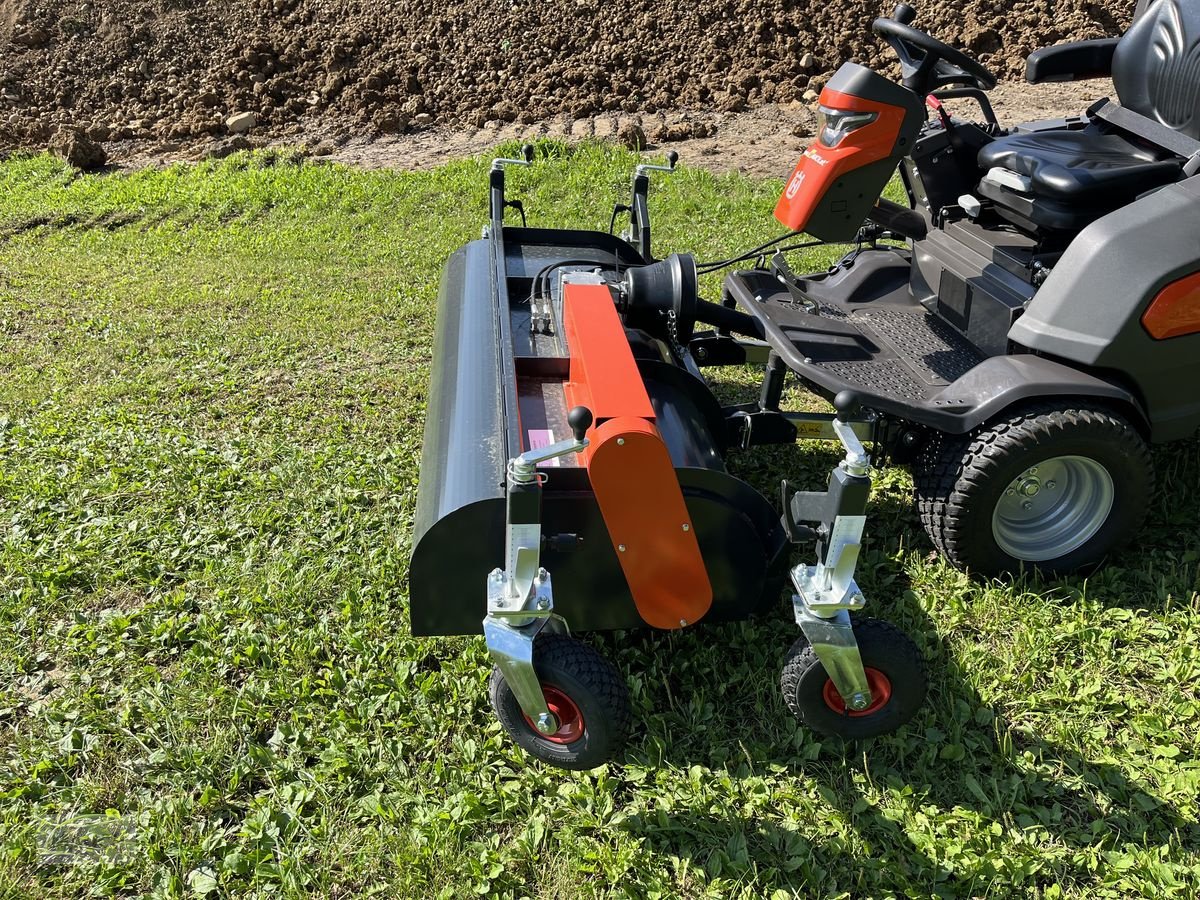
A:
[914,404,1152,576]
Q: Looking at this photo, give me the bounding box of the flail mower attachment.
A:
[411,144,927,768]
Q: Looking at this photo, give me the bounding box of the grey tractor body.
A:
[711,0,1200,573]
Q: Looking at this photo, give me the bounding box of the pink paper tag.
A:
[527,430,560,467]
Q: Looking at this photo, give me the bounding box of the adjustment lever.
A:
[510,406,593,479]
[492,143,535,172]
[636,150,679,177]
[832,392,871,476]
[771,252,820,313]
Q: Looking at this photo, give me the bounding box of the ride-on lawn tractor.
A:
[413,0,1200,767]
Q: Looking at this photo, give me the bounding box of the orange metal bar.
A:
[561,283,713,630]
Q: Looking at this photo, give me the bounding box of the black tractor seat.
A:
[970,0,1200,235]
[976,125,1183,232]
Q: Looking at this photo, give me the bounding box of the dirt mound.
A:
[0,0,1134,151]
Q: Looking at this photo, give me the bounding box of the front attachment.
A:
[775,63,925,242]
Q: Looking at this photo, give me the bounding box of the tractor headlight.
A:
[817,106,878,148]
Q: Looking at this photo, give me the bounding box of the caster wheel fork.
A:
[781,617,927,739]
[780,403,928,739]
[490,633,631,770]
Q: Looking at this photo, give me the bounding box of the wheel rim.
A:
[822,667,893,717]
[521,684,585,745]
[991,455,1115,562]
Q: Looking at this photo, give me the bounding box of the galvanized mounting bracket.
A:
[789,418,875,712]
[484,566,567,734]
[482,429,588,735]
[792,514,867,612]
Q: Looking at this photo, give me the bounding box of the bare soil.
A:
[1,0,1133,169]
[99,77,1107,178]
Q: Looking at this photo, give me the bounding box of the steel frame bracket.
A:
[484,566,568,734]
[791,513,873,711]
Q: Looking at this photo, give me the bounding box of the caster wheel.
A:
[781,618,927,739]
[915,403,1152,576]
[489,633,631,770]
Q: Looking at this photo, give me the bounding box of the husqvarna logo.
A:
[785,171,806,199]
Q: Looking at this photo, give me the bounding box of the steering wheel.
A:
[872,3,998,94]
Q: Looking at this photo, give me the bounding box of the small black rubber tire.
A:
[914,403,1153,577]
[489,633,631,770]
[781,618,927,739]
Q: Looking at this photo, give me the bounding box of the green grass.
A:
[0,143,1197,899]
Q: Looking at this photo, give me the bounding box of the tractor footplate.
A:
[724,266,985,427]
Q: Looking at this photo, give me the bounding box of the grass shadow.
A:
[611,449,1197,893]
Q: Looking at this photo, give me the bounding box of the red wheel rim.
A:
[822,667,893,717]
[522,684,585,744]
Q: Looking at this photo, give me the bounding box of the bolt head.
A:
[618,544,626,552]
[537,598,549,610]
[682,523,690,532]
[1046,480,1056,489]
[616,438,625,446]
[1030,467,1039,475]
[679,618,688,627]
[534,713,558,734]
[848,692,870,711]
[1022,500,1033,511]
[1006,488,1015,496]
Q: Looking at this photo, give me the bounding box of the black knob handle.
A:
[666,150,679,169]
[567,406,593,442]
[833,391,862,419]
[894,2,916,24]
[522,143,535,163]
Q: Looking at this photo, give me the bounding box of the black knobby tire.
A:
[914,404,1153,576]
[781,618,927,739]
[489,633,631,770]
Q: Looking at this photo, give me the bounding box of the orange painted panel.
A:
[586,417,713,629]
[559,282,712,630]
[774,87,907,232]
[561,283,655,424]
